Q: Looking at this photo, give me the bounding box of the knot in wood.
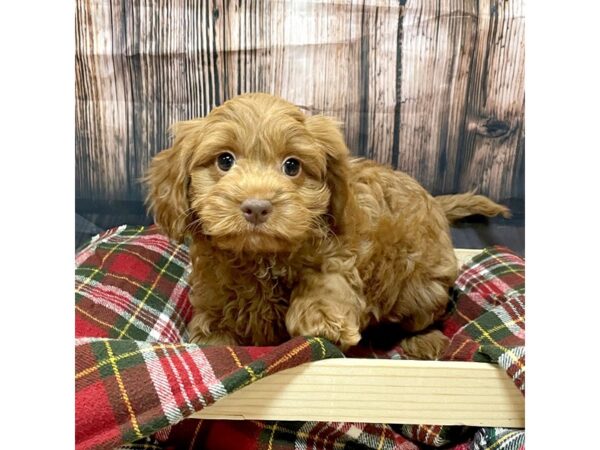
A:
[470,117,511,138]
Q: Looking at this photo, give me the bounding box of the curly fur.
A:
[145,93,509,359]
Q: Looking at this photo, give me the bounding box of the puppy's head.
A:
[145,93,352,253]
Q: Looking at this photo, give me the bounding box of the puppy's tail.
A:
[435,191,511,222]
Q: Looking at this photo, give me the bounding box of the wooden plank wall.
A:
[75,0,525,210]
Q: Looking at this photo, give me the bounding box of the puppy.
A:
[145,93,509,359]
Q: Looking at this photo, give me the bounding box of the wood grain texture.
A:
[458,0,525,200]
[190,359,525,427]
[75,0,525,208]
[398,1,479,193]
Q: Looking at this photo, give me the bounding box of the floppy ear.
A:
[144,119,203,242]
[305,115,354,235]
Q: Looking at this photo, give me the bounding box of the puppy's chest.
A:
[222,258,299,344]
[231,261,295,298]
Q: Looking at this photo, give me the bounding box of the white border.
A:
[0,1,74,447]
[527,1,600,447]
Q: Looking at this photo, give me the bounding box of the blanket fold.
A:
[75,337,341,450]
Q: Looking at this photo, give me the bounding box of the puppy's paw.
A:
[188,330,238,346]
[398,329,449,360]
[285,303,361,351]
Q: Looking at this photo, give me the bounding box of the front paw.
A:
[189,332,238,346]
[188,323,238,346]
[398,329,449,360]
[285,302,361,351]
[188,312,238,346]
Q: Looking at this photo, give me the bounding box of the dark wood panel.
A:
[457,0,525,201]
[397,0,479,194]
[75,0,525,207]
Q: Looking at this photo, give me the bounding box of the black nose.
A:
[240,199,273,225]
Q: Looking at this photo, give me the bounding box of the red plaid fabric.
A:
[75,226,525,450]
[76,225,192,342]
[442,247,525,393]
[401,247,525,447]
[144,419,422,450]
[76,337,341,450]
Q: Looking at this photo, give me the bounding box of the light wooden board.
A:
[191,248,524,427]
[454,248,483,267]
[191,359,524,427]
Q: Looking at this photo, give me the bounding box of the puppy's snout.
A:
[240,199,273,225]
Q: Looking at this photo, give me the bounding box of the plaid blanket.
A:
[75,225,525,450]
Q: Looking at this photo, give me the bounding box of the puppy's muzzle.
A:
[240,199,273,225]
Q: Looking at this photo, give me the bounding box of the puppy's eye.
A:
[216,152,235,172]
[282,157,301,177]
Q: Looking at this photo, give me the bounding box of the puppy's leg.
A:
[188,311,238,346]
[393,277,451,360]
[286,271,366,351]
[398,329,449,360]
